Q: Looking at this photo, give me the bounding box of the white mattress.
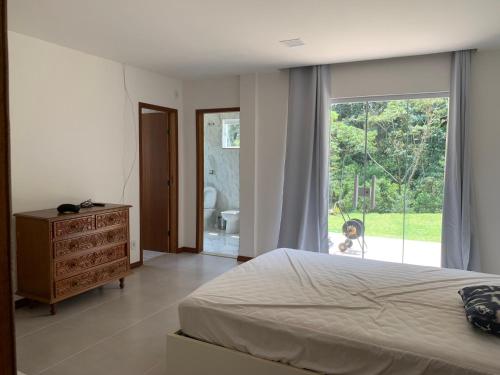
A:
[179,249,500,375]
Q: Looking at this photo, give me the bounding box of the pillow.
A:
[458,285,500,335]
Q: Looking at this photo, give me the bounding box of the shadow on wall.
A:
[203,112,240,231]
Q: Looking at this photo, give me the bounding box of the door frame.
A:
[195,107,240,252]
[138,102,179,266]
[0,0,17,372]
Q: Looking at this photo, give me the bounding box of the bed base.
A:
[166,331,317,375]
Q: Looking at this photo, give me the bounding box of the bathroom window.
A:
[222,119,240,149]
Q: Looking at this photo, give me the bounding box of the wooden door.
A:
[0,0,16,372]
[140,112,170,252]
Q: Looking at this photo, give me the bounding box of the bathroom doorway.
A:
[196,108,240,258]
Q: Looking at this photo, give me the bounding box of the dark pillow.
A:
[458,285,500,335]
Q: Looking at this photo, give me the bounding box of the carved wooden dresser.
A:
[14,204,131,314]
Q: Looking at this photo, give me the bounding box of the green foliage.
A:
[328,213,442,242]
[330,98,448,214]
[411,177,444,213]
[375,178,403,213]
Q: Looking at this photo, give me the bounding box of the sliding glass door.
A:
[329,97,448,267]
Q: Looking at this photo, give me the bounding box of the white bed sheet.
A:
[179,248,500,375]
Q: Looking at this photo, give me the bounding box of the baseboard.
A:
[130,260,143,269]
[237,255,253,262]
[177,247,198,254]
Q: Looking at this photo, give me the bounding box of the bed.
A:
[167,248,500,375]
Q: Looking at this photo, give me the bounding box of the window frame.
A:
[328,92,450,266]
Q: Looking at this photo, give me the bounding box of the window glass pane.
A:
[329,102,367,259]
[402,98,448,267]
[329,97,448,267]
[222,118,240,148]
[363,100,405,263]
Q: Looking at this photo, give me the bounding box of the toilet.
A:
[221,210,239,234]
[204,186,217,228]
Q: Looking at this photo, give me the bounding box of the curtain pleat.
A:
[441,50,480,271]
[278,65,331,253]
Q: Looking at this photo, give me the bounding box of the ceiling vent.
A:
[280,38,305,47]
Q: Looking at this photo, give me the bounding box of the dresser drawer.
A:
[53,227,128,258]
[96,210,128,229]
[53,216,94,238]
[54,259,128,298]
[54,244,127,279]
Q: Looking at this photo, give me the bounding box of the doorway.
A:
[196,108,240,257]
[139,102,178,264]
[328,97,448,267]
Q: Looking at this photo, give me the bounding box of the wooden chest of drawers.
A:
[15,204,131,314]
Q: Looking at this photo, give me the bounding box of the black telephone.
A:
[57,200,106,214]
[57,203,80,214]
[80,199,106,208]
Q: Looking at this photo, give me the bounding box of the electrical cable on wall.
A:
[121,64,138,203]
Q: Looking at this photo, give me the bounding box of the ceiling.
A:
[8,0,500,79]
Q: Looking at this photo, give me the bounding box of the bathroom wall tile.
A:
[203,112,240,229]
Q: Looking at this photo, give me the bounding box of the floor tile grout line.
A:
[16,283,149,341]
[35,297,184,375]
[16,253,237,375]
[16,292,127,341]
[142,360,163,375]
[16,262,173,340]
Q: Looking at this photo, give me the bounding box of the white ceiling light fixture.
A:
[280,38,305,48]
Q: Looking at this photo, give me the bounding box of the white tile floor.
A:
[143,250,165,262]
[15,253,237,375]
[202,229,239,257]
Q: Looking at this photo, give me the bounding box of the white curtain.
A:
[441,50,480,271]
[278,65,331,253]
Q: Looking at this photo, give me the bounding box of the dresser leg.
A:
[119,278,125,289]
[50,303,56,316]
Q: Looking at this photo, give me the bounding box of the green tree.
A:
[329,98,448,214]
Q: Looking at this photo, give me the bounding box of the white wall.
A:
[10,31,500,274]
[8,32,182,269]
[470,49,500,274]
[247,56,451,256]
[254,71,288,254]
[181,72,288,258]
[238,74,257,257]
[331,53,451,99]
[180,55,452,258]
[181,76,240,247]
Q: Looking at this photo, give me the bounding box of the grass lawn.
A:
[328,212,442,242]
